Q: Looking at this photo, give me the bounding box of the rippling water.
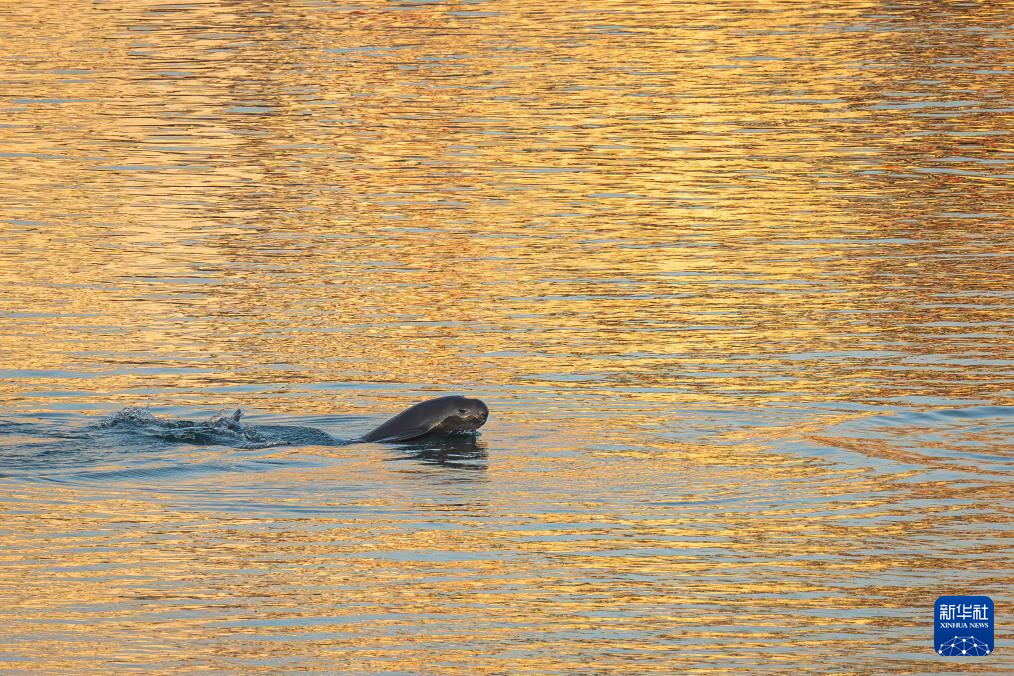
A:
[1,0,1012,671]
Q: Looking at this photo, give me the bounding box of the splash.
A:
[98,406,288,449]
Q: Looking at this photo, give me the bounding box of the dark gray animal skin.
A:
[360,395,489,443]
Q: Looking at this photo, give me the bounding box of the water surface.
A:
[1,0,1012,672]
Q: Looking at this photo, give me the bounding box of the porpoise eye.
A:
[458,409,468,414]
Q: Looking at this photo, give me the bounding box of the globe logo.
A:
[938,636,991,657]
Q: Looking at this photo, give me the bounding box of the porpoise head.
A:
[360,395,490,443]
[429,395,489,434]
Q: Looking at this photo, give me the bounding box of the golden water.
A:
[1,0,1011,672]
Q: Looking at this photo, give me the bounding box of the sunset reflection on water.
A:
[1,0,1011,672]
